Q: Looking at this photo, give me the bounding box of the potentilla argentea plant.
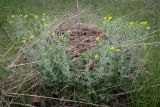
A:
[23,15,147,103]
[26,31,74,84]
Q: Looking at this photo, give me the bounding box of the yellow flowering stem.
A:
[51,32,56,36]
[103,16,107,20]
[116,49,121,52]
[108,16,112,20]
[110,47,115,51]
[24,15,28,19]
[96,36,101,41]
[103,16,112,21]
[128,21,134,25]
[94,54,99,60]
[11,15,15,18]
[29,35,35,39]
[140,21,148,25]
[65,29,72,33]
[21,40,27,44]
[146,26,151,30]
[44,24,49,27]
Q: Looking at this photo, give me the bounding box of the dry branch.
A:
[3,92,109,107]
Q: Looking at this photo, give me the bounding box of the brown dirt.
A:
[57,25,109,58]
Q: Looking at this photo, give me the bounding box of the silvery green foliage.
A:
[27,32,141,102]
[27,32,73,84]
[24,17,145,103]
[67,40,139,102]
[97,41,138,81]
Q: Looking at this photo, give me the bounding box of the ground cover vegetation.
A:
[0,0,160,107]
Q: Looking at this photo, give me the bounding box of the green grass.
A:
[129,47,160,107]
[0,64,7,78]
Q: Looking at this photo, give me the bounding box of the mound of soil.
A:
[57,25,109,58]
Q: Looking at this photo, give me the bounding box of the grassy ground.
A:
[0,0,160,106]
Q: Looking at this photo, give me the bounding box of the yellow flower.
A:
[29,35,35,39]
[94,54,99,59]
[21,40,27,44]
[103,16,107,20]
[146,26,151,30]
[108,16,112,20]
[51,32,56,36]
[116,49,121,52]
[140,21,148,25]
[96,36,101,41]
[128,21,135,25]
[110,47,115,51]
[66,29,72,33]
[24,15,28,19]
[103,16,112,21]
[44,24,48,27]
[11,15,15,18]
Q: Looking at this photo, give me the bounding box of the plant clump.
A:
[2,13,149,106]
[24,25,141,104]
